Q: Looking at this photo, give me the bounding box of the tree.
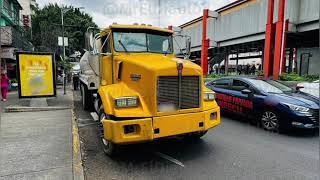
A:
[31,3,97,56]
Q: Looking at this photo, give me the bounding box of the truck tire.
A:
[80,83,92,111]
[98,105,119,156]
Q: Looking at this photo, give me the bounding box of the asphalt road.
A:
[73,90,319,180]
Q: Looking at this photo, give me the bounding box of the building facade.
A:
[1,0,33,80]
[177,0,319,76]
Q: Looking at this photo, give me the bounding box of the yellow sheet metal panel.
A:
[102,118,153,144]
[101,55,113,85]
[98,82,152,117]
[203,107,221,130]
[153,112,206,138]
[112,53,204,115]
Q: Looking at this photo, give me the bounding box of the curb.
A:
[71,91,85,180]
[4,106,70,113]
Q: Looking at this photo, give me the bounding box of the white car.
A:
[297,80,319,98]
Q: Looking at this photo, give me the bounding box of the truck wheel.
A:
[98,106,118,156]
[80,84,91,111]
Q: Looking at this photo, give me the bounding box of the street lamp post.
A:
[60,7,83,95]
[61,8,70,95]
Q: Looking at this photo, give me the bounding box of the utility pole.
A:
[0,6,2,98]
[61,7,69,95]
[61,7,84,95]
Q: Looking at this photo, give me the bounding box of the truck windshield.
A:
[113,31,173,53]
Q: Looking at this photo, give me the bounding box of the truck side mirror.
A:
[185,37,191,59]
[296,85,304,91]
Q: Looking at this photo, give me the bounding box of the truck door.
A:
[100,34,113,85]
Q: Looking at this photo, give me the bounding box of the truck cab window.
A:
[147,34,172,53]
[101,34,111,53]
[113,31,173,53]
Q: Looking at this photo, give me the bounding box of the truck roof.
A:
[100,24,173,36]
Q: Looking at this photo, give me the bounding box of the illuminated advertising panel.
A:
[17,52,56,98]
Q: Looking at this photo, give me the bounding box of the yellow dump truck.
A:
[79,24,220,155]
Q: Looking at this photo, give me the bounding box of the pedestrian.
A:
[237,65,242,75]
[1,71,9,101]
[250,63,256,75]
[245,63,250,75]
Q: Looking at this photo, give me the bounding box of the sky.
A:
[37,0,236,28]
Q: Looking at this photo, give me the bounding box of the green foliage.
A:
[280,73,319,82]
[31,3,98,56]
[57,56,73,71]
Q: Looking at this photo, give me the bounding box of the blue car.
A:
[206,77,319,132]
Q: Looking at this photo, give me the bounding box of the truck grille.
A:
[309,109,319,125]
[157,76,200,111]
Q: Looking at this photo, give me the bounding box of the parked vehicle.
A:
[206,77,319,132]
[297,80,319,98]
[79,24,221,155]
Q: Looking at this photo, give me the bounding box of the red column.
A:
[273,0,286,80]
[201,9,209,76]
[281,19,289,73]
[263,0,275,79]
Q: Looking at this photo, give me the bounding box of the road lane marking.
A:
[154,151,185,167]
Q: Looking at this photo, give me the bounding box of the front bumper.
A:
[101,107,220,144]
[282,110,319,129]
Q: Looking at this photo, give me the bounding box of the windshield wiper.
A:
[118,40,128,52]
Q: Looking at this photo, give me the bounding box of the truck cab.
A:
[79,24,220,155]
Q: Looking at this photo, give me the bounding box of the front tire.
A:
[98,106,118,156]
[260,110,279,132]
[80,84,92,111]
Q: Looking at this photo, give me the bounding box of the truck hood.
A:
[114,53,202,76]
[113,53,204,116]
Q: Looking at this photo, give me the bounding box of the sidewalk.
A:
[0,87,84,180]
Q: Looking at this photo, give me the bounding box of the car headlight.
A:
[281,102,309,113]
[204,92,215,101]
[115,96,139,108]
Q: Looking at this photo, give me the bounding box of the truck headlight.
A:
[281,102,309,113]
[115,96,139,108]
[204,92,215,101]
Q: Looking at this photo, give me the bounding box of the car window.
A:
[232,79,250,91]
[212,79,231,89]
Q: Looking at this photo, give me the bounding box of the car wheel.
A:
[98,106,118,156]
[260,110,279,132]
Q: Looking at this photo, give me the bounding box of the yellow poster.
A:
[18,53,56,97]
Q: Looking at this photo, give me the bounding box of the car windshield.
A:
[266,80,293,92]
[113,31,173,53]
[246,79,292,94]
